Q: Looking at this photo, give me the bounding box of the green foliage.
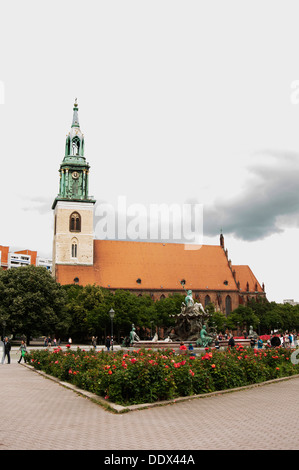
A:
[60,286,182,341]
[0,266,67,342]
[226,305,260,331]
[27,345,299,406]
[247,299,299,333]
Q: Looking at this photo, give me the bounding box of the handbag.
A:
[21,350,26,357]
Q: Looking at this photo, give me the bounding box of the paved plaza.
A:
[1,345,299,451]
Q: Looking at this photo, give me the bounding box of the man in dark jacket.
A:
[105,336,111,351]
[228,334,235,348]
[3,337,11,364]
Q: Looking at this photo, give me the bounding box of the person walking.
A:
[228,334,235,348]
[18,340,27,363]
[105,336,111,351]
[3,337,11,364]
[92,336,97,349]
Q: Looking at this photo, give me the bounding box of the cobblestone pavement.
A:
[1,348,299,451]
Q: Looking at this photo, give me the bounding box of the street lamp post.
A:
[109,308,115,351]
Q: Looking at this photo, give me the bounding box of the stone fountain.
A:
[167,288,216,346]
[128,287,216,349]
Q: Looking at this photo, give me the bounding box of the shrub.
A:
[26,345,299,406]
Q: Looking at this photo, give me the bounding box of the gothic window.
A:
[70,212,81,232]
[65,136,71,156]
[225,295,232,316]
[204,295,211,307]
[71,239,78,258]
[72,137,80,155]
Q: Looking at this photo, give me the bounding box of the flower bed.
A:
[26,346,299,406]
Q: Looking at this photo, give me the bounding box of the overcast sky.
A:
[1,0,299,303]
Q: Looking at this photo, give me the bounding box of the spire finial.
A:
[72,98,80,128]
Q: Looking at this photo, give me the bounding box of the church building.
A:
[52,101,266,316]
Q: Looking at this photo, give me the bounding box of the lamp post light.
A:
[109,308,115,351]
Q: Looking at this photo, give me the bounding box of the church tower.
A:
[52,99,96,275]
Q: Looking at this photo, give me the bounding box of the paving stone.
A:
[1,350,299,450]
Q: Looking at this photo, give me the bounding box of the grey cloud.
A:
[203,151,299,241]
[21,197,52,215]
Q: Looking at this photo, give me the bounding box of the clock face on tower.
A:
[72,171,79,180]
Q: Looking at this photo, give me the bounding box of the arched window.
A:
[204,295,211,307]
[71,239,78,258]
[225,295,232,316]
[160,294,165,300]
[72,136,80,155]
[70,212,81,232]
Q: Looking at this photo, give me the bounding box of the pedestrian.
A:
[3,337,11,364]
[228,334,235,348]
[18,340,27,363]
[179,341,187,351]
[92,336,97,349]
[105,336,111,351]
[250,337,256,348]
[257,337,263,349]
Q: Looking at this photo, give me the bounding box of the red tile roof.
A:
[232,265,264,293]
[56,240,240,291]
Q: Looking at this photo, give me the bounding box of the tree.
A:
[154,294,183,337]
[0,266,67,344]
[208,310,226,333]
[61,284,114,342]
[226,305,259,332]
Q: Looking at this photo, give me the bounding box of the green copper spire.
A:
[72,98,80,128]
[64,99,84,158]
[52,99,96,210]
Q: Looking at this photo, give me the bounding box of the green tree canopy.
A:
[0,266,67,344]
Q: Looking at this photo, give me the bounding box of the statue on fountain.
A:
[129,324,140,346]
[181,289,206,316]
[166,284,216,342]
[196,324,213,348]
